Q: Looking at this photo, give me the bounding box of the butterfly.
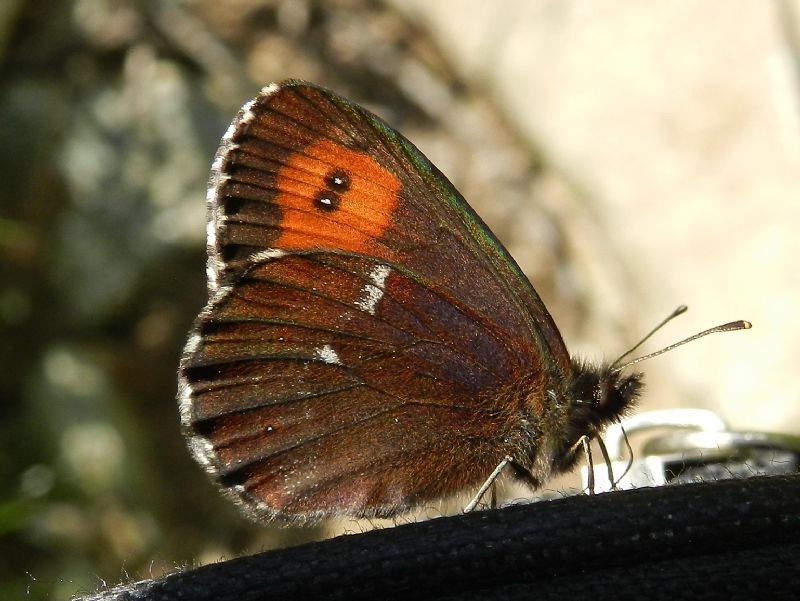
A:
[177,80,745,523]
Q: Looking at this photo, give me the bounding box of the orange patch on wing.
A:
[274,140,401,253]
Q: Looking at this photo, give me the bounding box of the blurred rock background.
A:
[1,1,796,599]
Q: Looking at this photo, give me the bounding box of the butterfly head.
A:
[551,359,644,472]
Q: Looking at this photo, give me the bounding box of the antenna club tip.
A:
[742,320,753,329]
[670,305,689,318]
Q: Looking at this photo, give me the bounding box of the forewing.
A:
[206,80,570,373]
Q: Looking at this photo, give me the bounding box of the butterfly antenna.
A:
[610,305,689,371]
[611,318,751,374]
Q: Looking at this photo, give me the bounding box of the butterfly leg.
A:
[596,435,618,490]
[581,436,596,494]
[609,425,634,489]
[463,455,512,513]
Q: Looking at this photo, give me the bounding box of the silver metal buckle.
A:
[581,409,800,492]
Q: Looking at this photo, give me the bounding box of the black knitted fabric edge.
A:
[74,474,800,601]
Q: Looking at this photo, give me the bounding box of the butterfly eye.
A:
[593,375,640,424]
[592,381,606,406]
[595,380,622,412]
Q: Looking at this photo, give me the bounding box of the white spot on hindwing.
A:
[250,248,288,262]
[314,344,341,365]
[355,264,391,315]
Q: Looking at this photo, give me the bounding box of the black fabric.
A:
[76,474,800,600]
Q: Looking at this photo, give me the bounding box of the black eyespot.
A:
[314,190,340,212]
[325,168,351,192]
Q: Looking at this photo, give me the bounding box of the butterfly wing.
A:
[180,81,570,520]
